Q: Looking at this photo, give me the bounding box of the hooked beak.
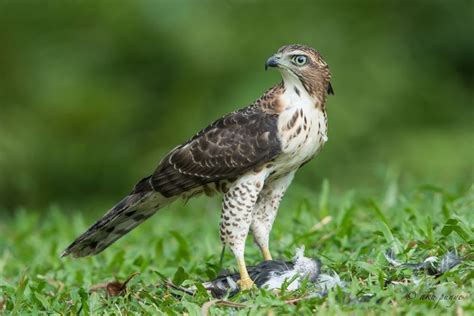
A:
[265,55,280,70]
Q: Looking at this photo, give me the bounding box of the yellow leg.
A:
[261,247,272,261]
[236,257,254,290]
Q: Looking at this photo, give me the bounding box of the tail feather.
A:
[62,192,168,258]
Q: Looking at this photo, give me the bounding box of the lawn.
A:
[0,178,472,315]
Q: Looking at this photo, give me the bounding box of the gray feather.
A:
[61,192,167,258]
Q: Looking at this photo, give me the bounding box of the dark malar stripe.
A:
[296,73,314,96]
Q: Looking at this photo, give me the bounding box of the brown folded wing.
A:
[133,106,281,197]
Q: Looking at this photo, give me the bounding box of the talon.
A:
[237,277,255,290]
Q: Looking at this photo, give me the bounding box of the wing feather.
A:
[134,106,281,197]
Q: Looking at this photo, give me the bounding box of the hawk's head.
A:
[265,44,333,97]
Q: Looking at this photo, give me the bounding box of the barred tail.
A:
[61,191,169,258]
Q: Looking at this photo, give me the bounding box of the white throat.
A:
[275,69,328,162]
[280,70,316,110]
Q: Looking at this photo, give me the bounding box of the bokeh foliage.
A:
[0,0,472,210]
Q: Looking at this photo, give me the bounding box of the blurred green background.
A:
[0,0,472,212]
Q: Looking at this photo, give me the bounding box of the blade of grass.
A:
[318,179,330,219]
[12,273,28,314]
[378,221,402,254]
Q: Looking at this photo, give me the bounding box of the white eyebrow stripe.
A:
[287,50,307,56]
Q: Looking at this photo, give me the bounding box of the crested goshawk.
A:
[62,44,333,289]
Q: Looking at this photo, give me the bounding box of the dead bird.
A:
[164,247,344,299]
[202,247,345,298]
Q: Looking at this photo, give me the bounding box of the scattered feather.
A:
[384,248,461,276]
[90,272,139,297]
[164,246,462,303]
[439,251,462,274]
[316,272,345,290]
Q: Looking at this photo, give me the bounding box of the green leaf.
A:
[33,292,49,310]
[336,206,354,237]
[11,273,28,315]
[370,200,389,226]
[355,261,379,275]
[181,301,201,316]
[425,215,433,242]
[78,287,90,316]
[318,179,330,218]
[378,221,402,253]
[172,267,189,286]
[170,231,190,261]
[441,218,471,242]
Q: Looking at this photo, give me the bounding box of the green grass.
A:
[1,179,473,315]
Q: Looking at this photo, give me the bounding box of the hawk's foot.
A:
[236,255,255,290]
[237,277,255,290]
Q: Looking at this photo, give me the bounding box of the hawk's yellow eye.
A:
[292,55,308,66]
